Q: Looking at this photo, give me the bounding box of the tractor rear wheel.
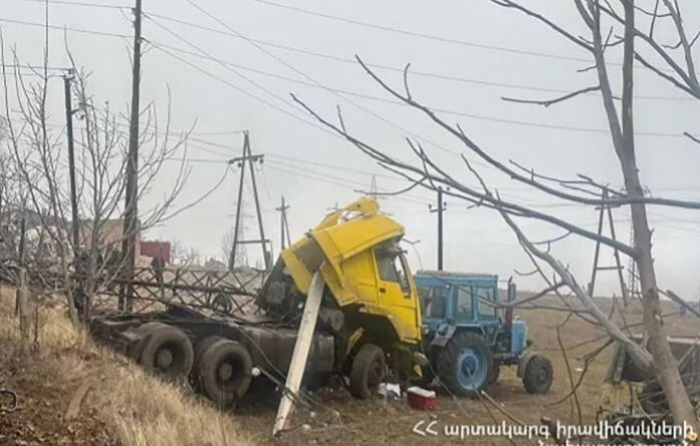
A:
[195,338,253,407]
[436,332,493,397]
[138,324,194,381]
[522,354,553,394]
[349,344,386,399]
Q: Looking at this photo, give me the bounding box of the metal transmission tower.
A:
[587,189,629,306]
[228,132,271,272]
[369,175,378,199]
[276,196,291,251]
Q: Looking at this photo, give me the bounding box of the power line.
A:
[1,12,692,102]
[182,0,484,165]
[144,25,339,141]
[23,0,128,9]
[0,16,131,38]
[243,0,593,63]
[152,33,692,138]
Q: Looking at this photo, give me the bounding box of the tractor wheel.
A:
[195,338,253,407]
[488,362,501,385]
[523,354,553,394]
[138,324,194,381]
[349,344,386,399]
[436,332,493,397]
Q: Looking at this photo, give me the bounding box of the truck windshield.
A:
[376,248,411,296]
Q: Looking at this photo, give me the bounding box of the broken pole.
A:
[272,271,324,436]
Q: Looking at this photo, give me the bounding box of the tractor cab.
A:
[417,271,501,332]
[414,270,552,397]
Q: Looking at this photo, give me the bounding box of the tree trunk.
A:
[16,267,30,347]
[593,1,698,433]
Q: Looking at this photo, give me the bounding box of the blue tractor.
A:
[415,270,553,397]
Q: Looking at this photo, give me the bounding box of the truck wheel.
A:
[128,322,168,360]
[196,338,253,407]
[437,332,493,397]
[523,354,553,394]
[138,324,194,381]
[349,344,386,399]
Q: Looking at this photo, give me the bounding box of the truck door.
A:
[374,246,421,342]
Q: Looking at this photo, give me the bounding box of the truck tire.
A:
[522,354,553,394]
[349,344,386,399]
[138,324,194,381]
[128,322,167,361]
[195,338,253,407]
[436,331,493,397]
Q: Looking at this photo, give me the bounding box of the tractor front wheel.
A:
[522,354,553,394]
[436,332,493,397]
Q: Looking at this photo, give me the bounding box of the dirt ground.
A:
[0,345,118,446]
[239,295,699,446]
[1,287,698,446]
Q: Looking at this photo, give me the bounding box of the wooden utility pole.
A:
[275,196,291,250]
[429,188,446,271]
[228,132,271,271]
[63,74,80,256]
[120,0,143,312]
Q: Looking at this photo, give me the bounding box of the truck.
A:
[416,271,553,396]
[91,198,425,405]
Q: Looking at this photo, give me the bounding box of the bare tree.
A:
[294,0,700,434]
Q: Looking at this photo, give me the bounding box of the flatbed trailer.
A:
[90,304,335,406]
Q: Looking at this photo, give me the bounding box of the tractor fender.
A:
[516,351,535,378]
[429,322,457,348]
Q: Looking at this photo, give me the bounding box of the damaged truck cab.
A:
[258,198,424,397]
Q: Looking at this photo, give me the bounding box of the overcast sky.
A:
[3,0,700,299]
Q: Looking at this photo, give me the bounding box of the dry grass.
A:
[0,285,258,446]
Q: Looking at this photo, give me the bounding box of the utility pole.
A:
[429,187,447,271]
[63,73,80,256]
[228,132,271,271]
[276,196,291,250]
[587,188,629,306]
[120,0,143,312]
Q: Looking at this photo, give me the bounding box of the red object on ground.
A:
[140,240,171,263]
[407,386,436,411]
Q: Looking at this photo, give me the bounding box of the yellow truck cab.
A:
[258,198,424,397]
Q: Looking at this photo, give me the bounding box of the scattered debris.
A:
[406,386,436,411]
[65,380,94,420]
[378,382,402,400]
[0,389,18,414]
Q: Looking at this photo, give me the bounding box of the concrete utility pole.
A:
[63,74,80,256]
[120,0,143,312]
[276,196,291,250]
[429,188,446,271]
[228,132,271,271]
